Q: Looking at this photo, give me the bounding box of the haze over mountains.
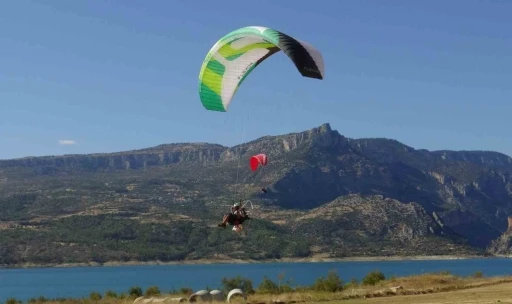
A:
[1,123,511,266]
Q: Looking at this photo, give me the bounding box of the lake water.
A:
[1,258,512,302]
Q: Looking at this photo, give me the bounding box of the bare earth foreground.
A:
[337,282,512,304]
[245,277,512,304]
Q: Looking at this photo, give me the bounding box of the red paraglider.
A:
[249,154,268,172]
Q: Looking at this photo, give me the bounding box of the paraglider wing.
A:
[198,26,325,112]
[249,153,268,171]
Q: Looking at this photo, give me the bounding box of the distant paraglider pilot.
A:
[218,200,250,231]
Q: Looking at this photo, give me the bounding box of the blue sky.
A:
[1,0,511,159]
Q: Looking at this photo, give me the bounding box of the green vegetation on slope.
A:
[0,195,479,266]
[0,213,313,265]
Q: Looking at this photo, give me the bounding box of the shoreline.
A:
[1,254,504,270]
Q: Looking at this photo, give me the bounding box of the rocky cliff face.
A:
[0,123,511,252]
[0,143,226,174]
[346,136,512,248]
[486,216,512,255]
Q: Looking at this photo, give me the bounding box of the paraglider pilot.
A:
[218,200,249,230]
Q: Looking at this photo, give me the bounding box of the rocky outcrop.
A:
[294,195,443,238]
[288,195,475,257]
[486,216,512,255]
[487,232,512,255]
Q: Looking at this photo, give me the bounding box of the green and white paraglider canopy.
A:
[198,26,325,112]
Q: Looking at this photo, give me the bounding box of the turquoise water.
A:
[1,258,512,301]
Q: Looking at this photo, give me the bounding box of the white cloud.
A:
[59,140,76,145]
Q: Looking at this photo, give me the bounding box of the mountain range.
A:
[1,123,511,266]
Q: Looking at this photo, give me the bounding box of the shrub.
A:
[221,276,255,294]
[312,270,344,292]
[474,271,484,278]
[105,290,118,298]
[5,298,21,304]
[344,278,359,289]
[362,270,386,286]
[145,286,161,296]
[279,284,294,293]
[257,276,279,294]
[28,296,49,303]
[129,286,143,297]
[276,272,293,293]
[179,287,193,295]
[89,292,102,301]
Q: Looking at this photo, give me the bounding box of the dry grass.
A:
[242,273,512,303]
[367,272,509,292]
[17,274,512,304]
[326,281,512,303]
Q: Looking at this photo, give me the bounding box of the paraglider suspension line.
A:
[232,119,244,202]
[233,151,241,202]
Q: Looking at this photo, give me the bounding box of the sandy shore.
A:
[1,254,502,269]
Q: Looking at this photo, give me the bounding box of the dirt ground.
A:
[321,281,512,304]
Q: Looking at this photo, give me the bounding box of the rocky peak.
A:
[220,123,348,161]
[307,123,346,149]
